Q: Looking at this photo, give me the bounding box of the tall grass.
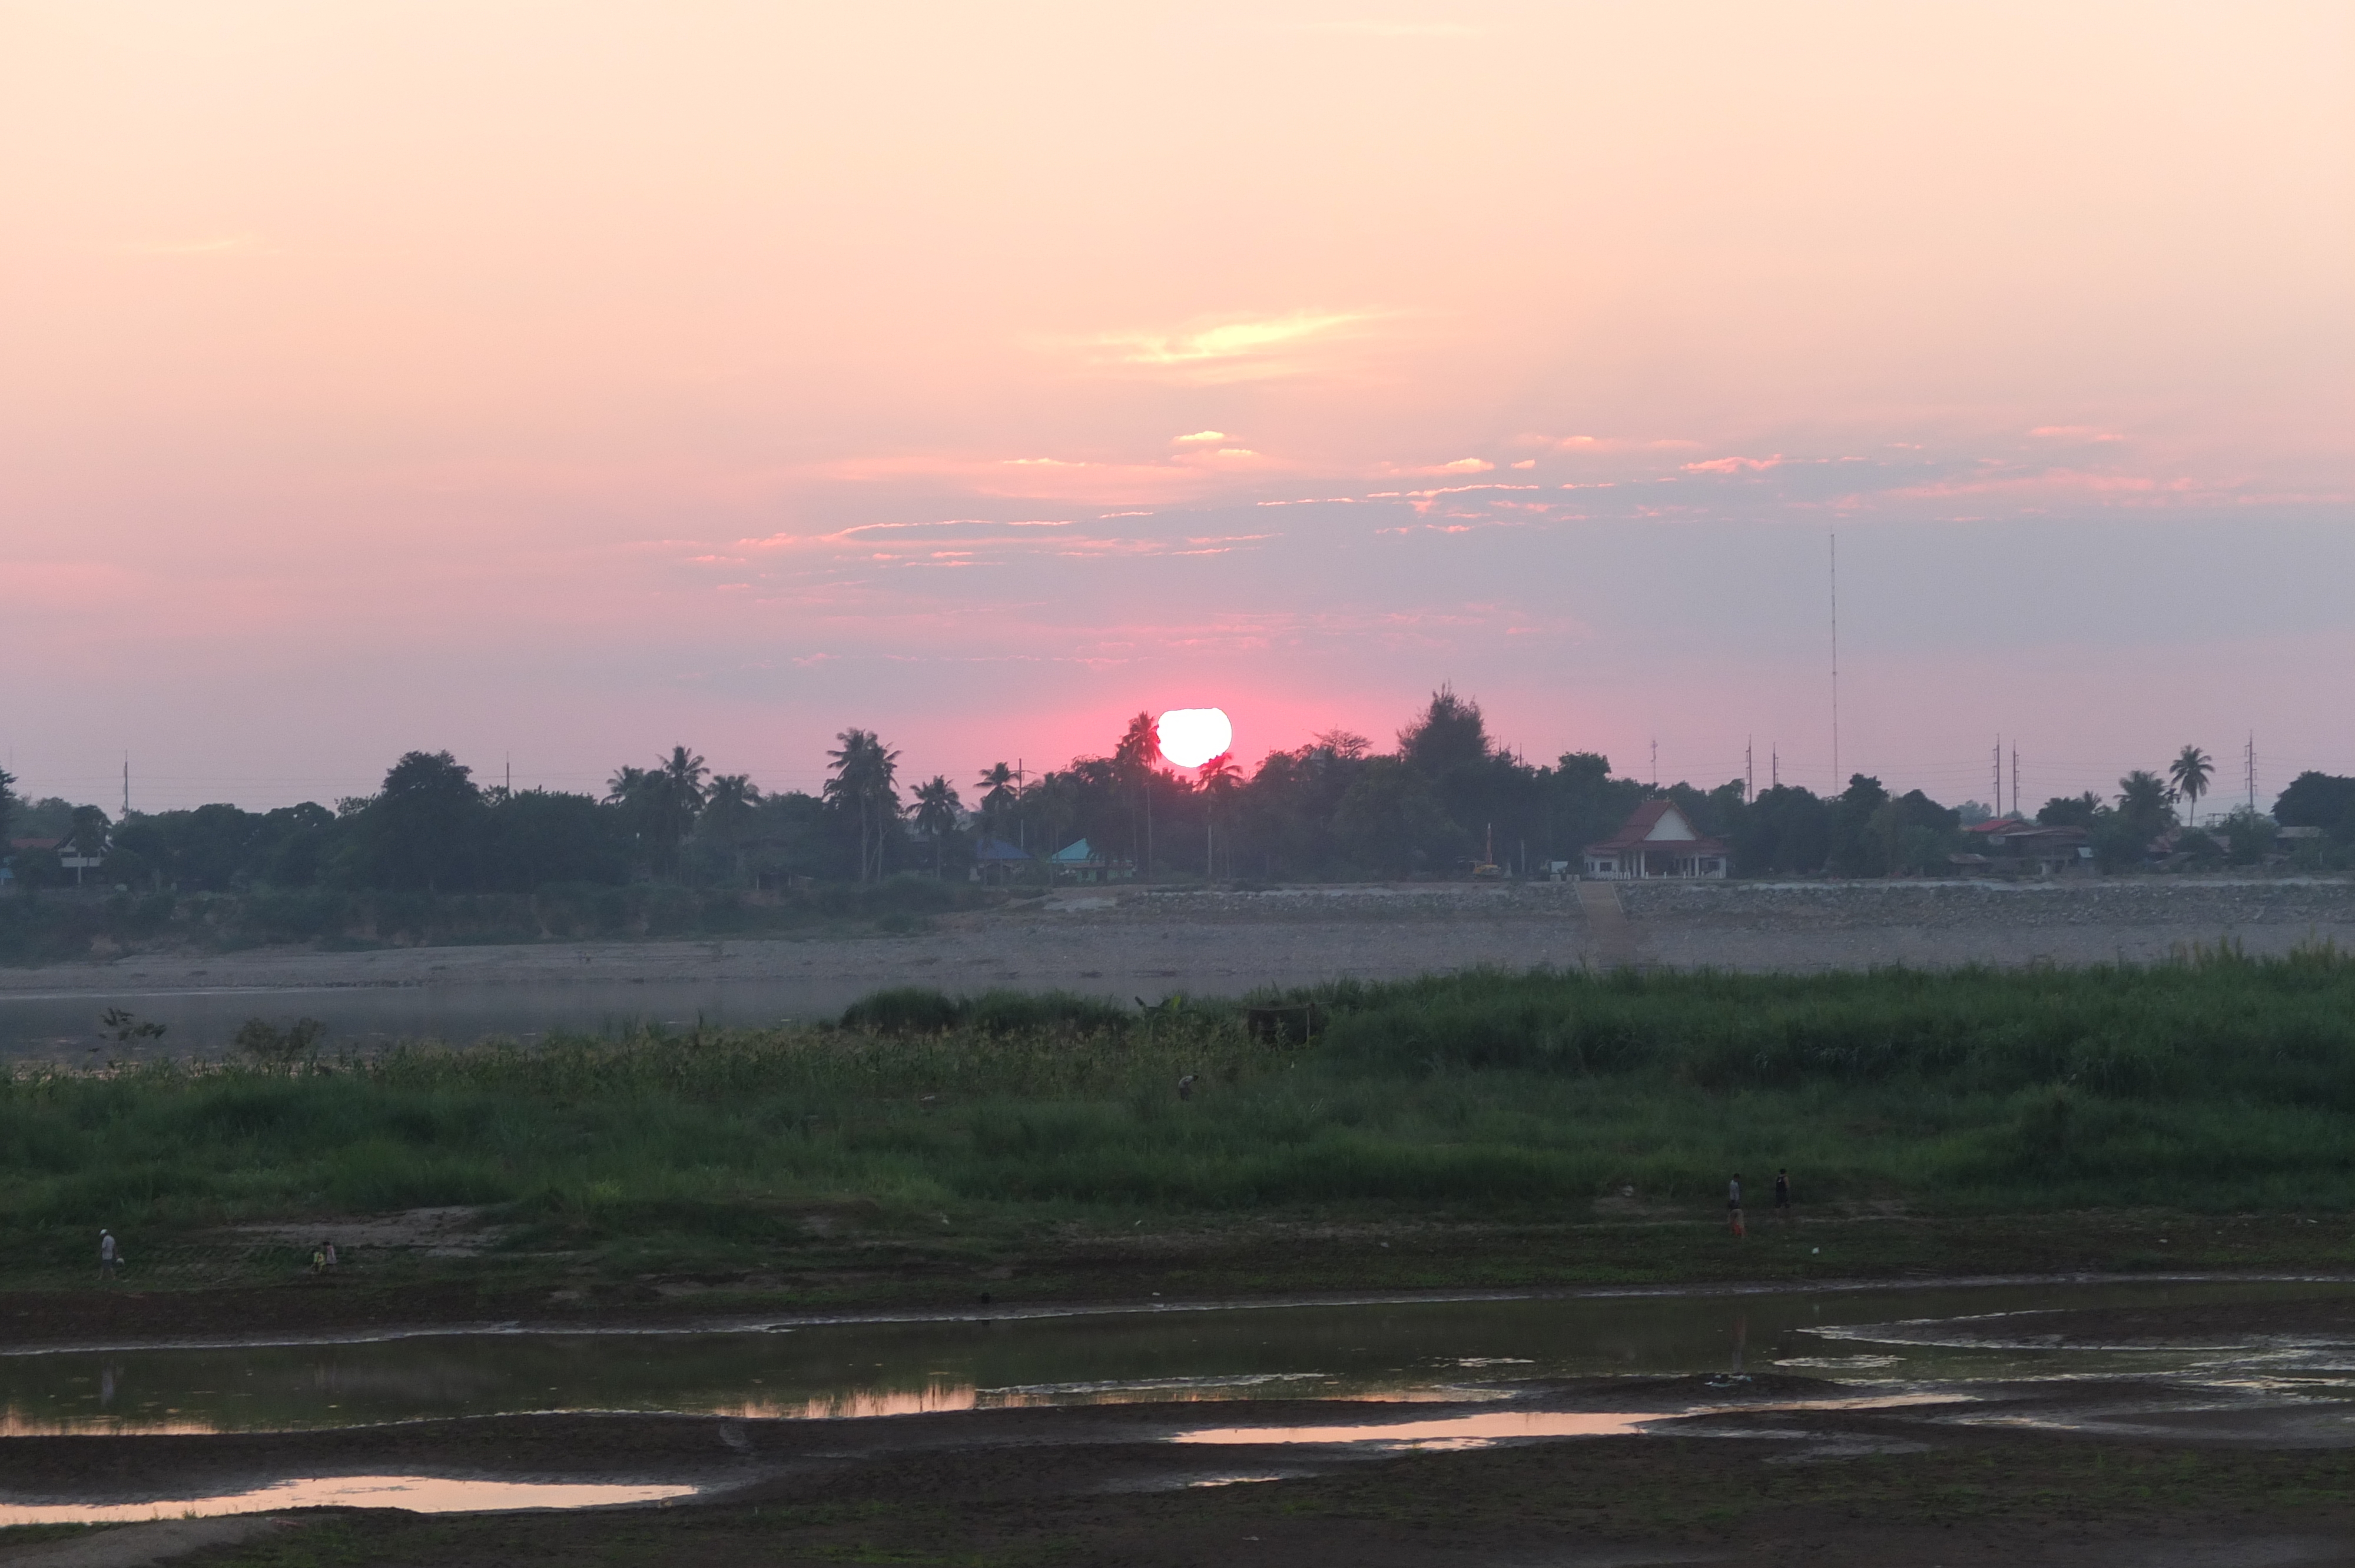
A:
[4,948,2353,1270]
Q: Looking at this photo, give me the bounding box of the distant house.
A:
[1583,801,1729,880]
[969,835,1034,883]
[1955,816,2091,876]
[1047,837,1132,884]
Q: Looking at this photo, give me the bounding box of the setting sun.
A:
[1156,709,1233,769]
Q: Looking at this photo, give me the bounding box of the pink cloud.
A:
[1683,454,1786,474]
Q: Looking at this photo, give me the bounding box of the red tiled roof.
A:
[1584,800,1728,856]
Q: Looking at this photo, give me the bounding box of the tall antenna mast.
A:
[1993,737,2002,810]
[2011,744,2019,818]
[2245,733,2256,811]
[1745,737,1753,800]
[122,752,130,818]
[1829,532,1840,791]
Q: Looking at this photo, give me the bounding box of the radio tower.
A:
[2245,733,2256,811]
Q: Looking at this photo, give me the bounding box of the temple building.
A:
[1582,800,1730,880]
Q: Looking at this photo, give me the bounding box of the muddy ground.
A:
[8,1354,2355,1566]
[9,1208,2352,1352]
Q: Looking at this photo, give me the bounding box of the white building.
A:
[1583,800,1729,880]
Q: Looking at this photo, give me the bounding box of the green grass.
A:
[5,947,2354,1284]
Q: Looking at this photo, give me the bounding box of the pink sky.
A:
[3,2,2350,812]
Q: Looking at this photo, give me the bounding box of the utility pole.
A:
[2245,733,2256,812]
[1829,531,1840,792]
[1745,738,1753,801]
[122,753,130,818]
[1650,737,1658,789]
[1993,738,2002,812]
[1771,746,1779,790]
[1016,758,1025,850]
[2011,745,2019,819]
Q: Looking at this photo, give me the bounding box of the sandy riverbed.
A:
[4,878,2351,1002]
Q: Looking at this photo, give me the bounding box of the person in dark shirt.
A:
[1726,1174,1745,1238]
[1773,1168,1793,1225]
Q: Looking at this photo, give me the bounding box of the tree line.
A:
[3,697,2350,896]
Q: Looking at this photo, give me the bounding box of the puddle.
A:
[0,1476,698,1526]
[1174,1410,1653,1447]
[1172,1391,1965,1451]
[2,1279,2347,1438]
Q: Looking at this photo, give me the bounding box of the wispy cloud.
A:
[1384,457,1494,477]
[1523,434,1704,454]
[1074,309,1378,381]
[1173,430,1226,443]
[1684,454,1786,474]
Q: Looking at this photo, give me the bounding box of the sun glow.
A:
[1156,708,1233,769]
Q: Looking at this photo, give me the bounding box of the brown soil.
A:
[7,1209,2349,1353]
[9,1382,2355,1567]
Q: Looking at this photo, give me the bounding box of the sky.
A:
[3,2,2350,816]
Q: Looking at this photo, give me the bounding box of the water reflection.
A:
[0,1477,698,1527]
[1,1280,2345,1438]
[1175,1410,1651,1447]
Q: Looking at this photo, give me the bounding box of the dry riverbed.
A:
[5,878,2352,1007]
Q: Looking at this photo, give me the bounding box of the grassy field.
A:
[5,947,2354,1296]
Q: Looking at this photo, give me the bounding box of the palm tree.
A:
[1115,712,1159,878]
[656,746,709,877]
[824,729,901,881]
[1197,752,1240,881]
[2168,746,2214,827]
[910,776,963,878]
[974,763,1016,844]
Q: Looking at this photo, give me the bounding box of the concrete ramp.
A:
[1575,879,1644,970]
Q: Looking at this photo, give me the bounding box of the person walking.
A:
[1726,1174,1745,1238]
[1773,1168,1793,1225]
[98,1229,118,1283]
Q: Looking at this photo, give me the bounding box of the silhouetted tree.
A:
[974,762,1017,844]
[2169,745,2214,826]
[824,729,901,881]
[371,751,483,891]
[909,776,962,878]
